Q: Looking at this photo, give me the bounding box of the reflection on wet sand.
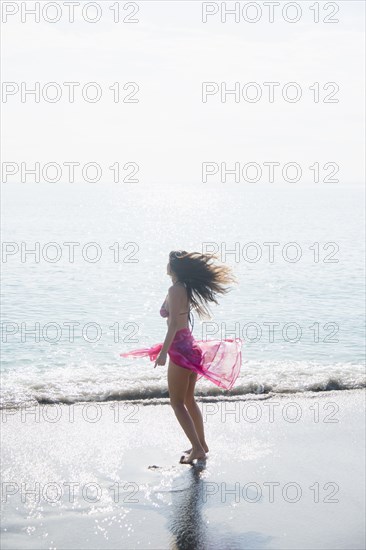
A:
[167,461,272,550]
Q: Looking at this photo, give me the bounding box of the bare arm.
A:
[155,285,186,365]
[161,285,185,353]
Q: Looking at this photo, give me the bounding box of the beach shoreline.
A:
[1,389,365,549]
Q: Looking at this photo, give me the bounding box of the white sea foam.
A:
[1,359,365,409]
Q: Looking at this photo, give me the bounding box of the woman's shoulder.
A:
[168,282,187,296]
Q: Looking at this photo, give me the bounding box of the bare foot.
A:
[180,448,206,464]
[184,444,209,454]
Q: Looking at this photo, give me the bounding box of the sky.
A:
[1,0,365,185]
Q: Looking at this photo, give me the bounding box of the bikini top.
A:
[159,282,190,319]
[160,298,190,318]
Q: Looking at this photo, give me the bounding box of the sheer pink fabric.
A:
[120,328,242,390]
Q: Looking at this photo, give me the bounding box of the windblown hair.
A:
[168,250,237,320]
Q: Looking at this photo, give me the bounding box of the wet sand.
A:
[1,390,365,549]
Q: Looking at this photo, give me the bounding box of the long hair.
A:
[168,250,237,320]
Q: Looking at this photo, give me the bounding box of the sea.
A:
[1,182,365,409]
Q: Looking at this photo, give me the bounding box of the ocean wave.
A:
[1,360,365,409]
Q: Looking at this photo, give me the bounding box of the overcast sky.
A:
[2,1,365,185]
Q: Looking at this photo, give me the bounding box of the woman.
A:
[120,251,242,464]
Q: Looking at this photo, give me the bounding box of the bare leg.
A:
[184,372,209,454]
[167,360,206,463]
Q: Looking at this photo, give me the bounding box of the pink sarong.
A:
[120,328,242,390]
